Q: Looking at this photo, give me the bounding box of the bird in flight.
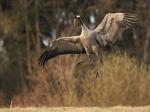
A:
[38,13,137,66]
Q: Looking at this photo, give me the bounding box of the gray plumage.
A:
[38,12,137,66]
[38,40,85,66]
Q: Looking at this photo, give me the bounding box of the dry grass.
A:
[12,52,150,106]
[1,106,150,112]
[79,53,150,106]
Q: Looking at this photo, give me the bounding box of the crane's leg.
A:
[76,46,95,65]
[95,55,102,78]
[76,54,95,66]
[92,45,104,78]
[76,54,101,79]
[76,47,92,66]
[76,46,101,78]
[92,45,100,56]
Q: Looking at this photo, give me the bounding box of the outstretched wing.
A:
[38,40,85,66]
[94,13,137,45]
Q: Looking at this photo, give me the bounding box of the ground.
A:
[0,106,150,112]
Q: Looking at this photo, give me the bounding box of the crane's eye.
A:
[75,15,80,19]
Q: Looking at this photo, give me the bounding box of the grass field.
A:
[0,107,150,112]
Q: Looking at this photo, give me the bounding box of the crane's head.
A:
[74,15,81,19]
[74,15,81,26]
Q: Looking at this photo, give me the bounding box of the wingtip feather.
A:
[38,51,48,66]
[122,13,138,28]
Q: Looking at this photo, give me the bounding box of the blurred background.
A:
[0,0,150,107]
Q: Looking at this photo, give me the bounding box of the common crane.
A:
[38,13,137,66]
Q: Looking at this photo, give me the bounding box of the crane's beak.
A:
[74,19,76,27]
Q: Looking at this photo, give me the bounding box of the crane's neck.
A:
[78,18,90,35]
[78,17,83,25]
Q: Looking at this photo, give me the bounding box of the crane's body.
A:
[38,13,137,66]
[80,30,101,56]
